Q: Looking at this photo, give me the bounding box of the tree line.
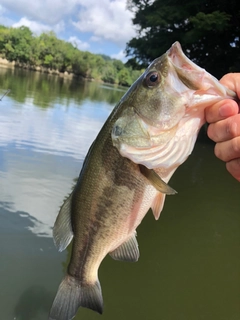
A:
[126,0,240,79]
[0,25,142,87]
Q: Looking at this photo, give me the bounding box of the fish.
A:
[49,42,236,320]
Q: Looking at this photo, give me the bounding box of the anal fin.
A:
[109,232,139,262]
[151,193,166,220]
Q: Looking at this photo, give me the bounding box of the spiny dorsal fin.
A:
[139,164,177,195]
[151,193,166,220]
[109,232,139,262]
[53,193,73,252]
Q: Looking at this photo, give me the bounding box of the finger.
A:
[214,136,240,162]
[220,73,240,98]
[205,99,239,123]
[226,159,240,182]
[207,114,240,142]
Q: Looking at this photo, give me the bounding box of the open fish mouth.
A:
[167,42,236,99]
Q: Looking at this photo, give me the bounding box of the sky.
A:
[0,0,137,61]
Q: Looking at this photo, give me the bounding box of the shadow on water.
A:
[14,285,52,320]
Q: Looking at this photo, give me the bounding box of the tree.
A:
[0,25,139,86]
[3,26,33,63]
[118,67,132,86]
[126,0,240,78]
[101,61,118,84]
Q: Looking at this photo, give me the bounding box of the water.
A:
[0,67,239,320]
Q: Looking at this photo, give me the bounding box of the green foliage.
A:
[126,0,240,78]
[101,61,118,84]
[4,26,33,62]
[113,59,125,71]
[0,25,141,86]
[189,11,231,32]
[118,67,132,86]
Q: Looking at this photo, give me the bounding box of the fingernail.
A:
[219,104,232,117]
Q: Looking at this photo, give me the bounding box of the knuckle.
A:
[205,106,214,123]
[214,143,222,160]
[231,137,240,155]
[207,123,218,142]
[226,119,238,138]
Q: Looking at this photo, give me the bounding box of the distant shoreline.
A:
[0,57,93,81]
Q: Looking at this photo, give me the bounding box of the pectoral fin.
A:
[109,232,139,262]
[139,164,177,195]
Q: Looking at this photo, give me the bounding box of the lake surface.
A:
[0,67,239,320]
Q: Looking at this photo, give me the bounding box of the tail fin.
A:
[49,275,103,320]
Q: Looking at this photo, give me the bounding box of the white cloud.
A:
[13,17,51,34]
[12,17,65,35]
[72,0,136,47]
[90,35,102,42]
[0,0,79,25]
[68,36,90,51]
[111,49,127,62]
[53,20,65,34]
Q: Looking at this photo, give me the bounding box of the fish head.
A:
[112,42,236,173]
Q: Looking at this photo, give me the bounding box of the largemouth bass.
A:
[49,42,236,320]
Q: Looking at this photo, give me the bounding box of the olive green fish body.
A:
[49,101,164,320]
[49,42,237,320]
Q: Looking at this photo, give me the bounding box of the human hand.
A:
[205,73,240,181]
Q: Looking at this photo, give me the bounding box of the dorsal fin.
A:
[53,193,73,252]
[109,232,139,262]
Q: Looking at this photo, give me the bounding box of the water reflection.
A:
[0,88,113,159]
[0,68,125,237]
[0,67,124,108]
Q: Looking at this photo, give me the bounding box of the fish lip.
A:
[167,42,198,73]
[167,42,237,100]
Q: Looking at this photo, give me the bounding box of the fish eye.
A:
[144,71,160,88]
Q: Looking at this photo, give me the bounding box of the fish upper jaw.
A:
[168,41,237,104]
